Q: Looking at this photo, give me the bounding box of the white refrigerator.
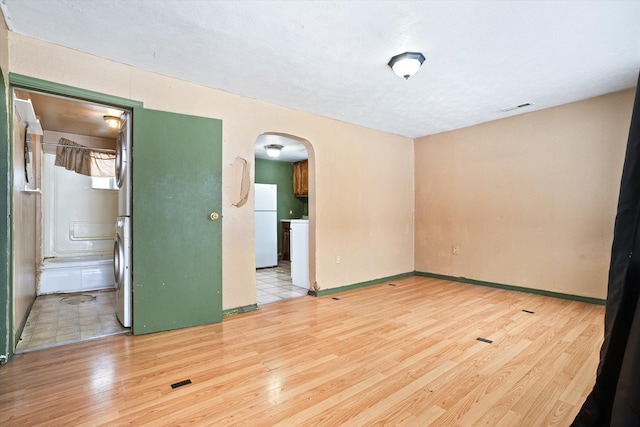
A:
[255,183,278,268]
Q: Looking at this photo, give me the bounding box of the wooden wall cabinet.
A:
[293,160,308,197]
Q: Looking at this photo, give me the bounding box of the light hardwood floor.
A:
[0,276,604,426]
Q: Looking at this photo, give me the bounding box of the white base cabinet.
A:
[290,220,309,289]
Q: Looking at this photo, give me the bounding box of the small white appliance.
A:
[114,216,131,327]
[290,219,310,289]
[255,183,278,268]
[115,112,131,217]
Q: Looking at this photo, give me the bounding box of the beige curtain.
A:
[90,151,116,177]
[54,138,115,177]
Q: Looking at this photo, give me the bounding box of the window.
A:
[91,176,118,190]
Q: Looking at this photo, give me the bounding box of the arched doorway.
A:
[253,133,315,305]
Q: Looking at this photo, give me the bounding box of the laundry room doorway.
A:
[10,87,133,353]
[5,75,224,360]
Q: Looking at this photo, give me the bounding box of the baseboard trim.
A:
[223,304,258,316]
[308,272,415,297]
[14,295,37,349]
[414,271,606,305]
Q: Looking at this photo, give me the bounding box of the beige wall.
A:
[415,89,635,299]
[8,33,415,309]
[9,27,626,309]
[0,9,7,75]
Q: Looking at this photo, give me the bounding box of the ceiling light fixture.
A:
[264,144,284,158]
[388,52,426,80]
[103,115,122,129]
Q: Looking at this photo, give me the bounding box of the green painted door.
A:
[132,107,222,335]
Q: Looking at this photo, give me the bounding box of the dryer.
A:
[115,112,131,217]
[114,216,131,327]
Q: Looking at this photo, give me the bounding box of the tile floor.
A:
[256,261,308,305]
[16,289,129,353]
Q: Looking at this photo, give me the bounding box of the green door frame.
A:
[1,73,142,362]
[8,74,142,110]
[1,70,10,364]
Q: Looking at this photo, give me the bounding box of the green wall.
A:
[255,158,308,255]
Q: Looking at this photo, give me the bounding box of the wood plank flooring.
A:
[0,276,604,426]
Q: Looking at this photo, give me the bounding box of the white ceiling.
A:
[2,1,639,139]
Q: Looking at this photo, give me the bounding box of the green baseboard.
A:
[308,272,415,297]
[223,304,258,316]
[414,271,606,305]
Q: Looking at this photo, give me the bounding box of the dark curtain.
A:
[572,75,640,426]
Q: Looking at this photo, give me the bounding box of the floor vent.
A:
[171,379,192,389]
[477,337,493,344]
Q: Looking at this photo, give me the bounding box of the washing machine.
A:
[114,216,131,327]
[115,112,131,217]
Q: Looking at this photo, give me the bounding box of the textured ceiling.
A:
[2,1,639,139]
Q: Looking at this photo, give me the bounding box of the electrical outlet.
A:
[452,246,459,255]
[336,256,341,264]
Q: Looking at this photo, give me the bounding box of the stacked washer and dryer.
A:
[114,113,132,327]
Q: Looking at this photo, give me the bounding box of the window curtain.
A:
[572,75,640,426]
[54,137,115,177]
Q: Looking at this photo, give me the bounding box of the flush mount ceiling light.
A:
[103,115,121,129]
[388,52,426,80]
[264,144,284,158]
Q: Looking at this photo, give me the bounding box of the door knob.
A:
[210,212,220,221]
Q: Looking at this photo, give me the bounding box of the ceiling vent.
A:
[500,102,533,112]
